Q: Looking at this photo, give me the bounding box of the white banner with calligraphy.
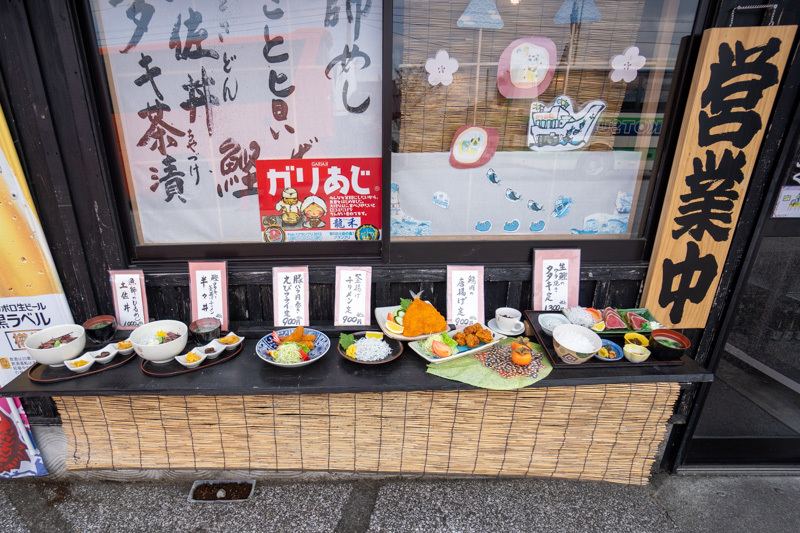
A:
[272,266,309,327]
[89,0,382,243]
[446,266,484,327]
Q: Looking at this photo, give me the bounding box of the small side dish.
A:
[214,333,244,351]
[65,354,95,373]
[91,345,118,364]
[175,349,208,369]
[116,339,134,355]
[339,333,394,363]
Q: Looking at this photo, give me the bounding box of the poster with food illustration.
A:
[256,157,382,242]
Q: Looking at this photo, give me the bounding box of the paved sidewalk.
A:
[2,473,799,532]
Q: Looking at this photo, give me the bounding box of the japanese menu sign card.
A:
[273,266,309,327]
[334,267,372,327]
[642,25,796,328]
[446,266,484,327]
[533,249,580,311]
[109,270,149,330]
[189,261,228,330]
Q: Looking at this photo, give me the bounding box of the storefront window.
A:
[89,0,383,245]
[390,0,698,241]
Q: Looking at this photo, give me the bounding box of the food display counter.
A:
[1,325,712,485]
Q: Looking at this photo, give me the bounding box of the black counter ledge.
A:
[1,333,713,399]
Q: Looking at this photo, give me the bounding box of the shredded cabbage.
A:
[271,342,306,364]
[422,333,457,355]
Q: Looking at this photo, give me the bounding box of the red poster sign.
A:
[256,157,382,242]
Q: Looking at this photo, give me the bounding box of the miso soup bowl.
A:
[552,324,602,365]
[648,329,691,361]
[130,320,188,363]
[24,324,86,367]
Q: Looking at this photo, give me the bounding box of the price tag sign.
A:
[272,266,309,327]
[533,249,580,311]
[109,270,149,330]
[334,267,372,327]
[446,266,484,327]
[189,261,228,330]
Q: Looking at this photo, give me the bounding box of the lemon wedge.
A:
[591,321,605,332]
[385,320,404,335]
[365,331,384,340]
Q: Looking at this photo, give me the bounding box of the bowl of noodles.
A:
[255,327,330,367]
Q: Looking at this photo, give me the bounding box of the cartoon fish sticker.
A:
[552,195,573,218]
[527,200,543,211]
[505,188,522,202]
[486,168,501,185]
[475,220,492,232]
[503,220,520,232]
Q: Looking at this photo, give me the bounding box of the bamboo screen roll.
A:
[56,382,679,485]
[395,0,645,153]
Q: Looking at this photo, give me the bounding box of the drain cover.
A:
[188,480,255,502]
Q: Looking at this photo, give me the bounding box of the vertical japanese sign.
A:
[533,249,580,311]
[334,266,372,326]
[272,266,309,327]
[189,261,228,330]
[446,266,484,327]
[89,0,382,244]
[642,26,796,328]
[256,157,381,242]
[109,270,149,330]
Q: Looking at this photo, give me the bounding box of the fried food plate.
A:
[408,326,506,364]
[256,327,330,367]
[374,305,451,342]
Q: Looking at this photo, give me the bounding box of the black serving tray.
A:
[27,351,137,384]
[524,311,682,368]
[141,343,243,377]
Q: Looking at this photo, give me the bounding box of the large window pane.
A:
[391,0,698,241]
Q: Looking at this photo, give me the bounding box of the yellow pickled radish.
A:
[345,345,357,358]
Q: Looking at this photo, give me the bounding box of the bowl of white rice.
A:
[552,324,602,365]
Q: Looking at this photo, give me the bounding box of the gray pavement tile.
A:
[4,480,352,533]
[652,475,800,533]
[368,477,680,533]
[0,487,30,533]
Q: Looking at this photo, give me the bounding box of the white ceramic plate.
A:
[408,328,505,364]
[374,305,450,342]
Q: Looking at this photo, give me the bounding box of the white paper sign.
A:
[541,259,570,311]
[110,271,148,329]
[334,267,372,326]
[447,266,484,327]
[273,267,310,327]
[189,261,228,329]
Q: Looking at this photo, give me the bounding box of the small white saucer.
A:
[488,318,524,336]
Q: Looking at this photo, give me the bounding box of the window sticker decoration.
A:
[425,50,459,87]
[570,192,633,235]
[497,37,557,99]
[432,191,450,209]
[457,0,504,29]
[390,183,431,237]
[552,196,574,218]
[527,96,606,152]
[609,46,647,83]
[554,0,601,24]
[773,186,800,218]
[450,125,499,168]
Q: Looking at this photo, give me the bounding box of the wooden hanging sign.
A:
[642,25,796,328]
